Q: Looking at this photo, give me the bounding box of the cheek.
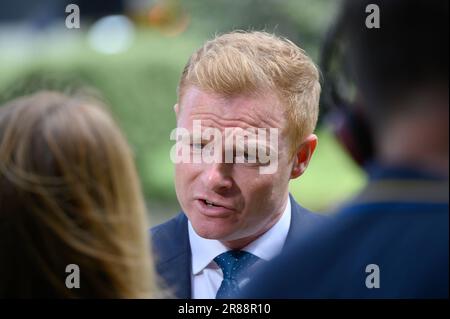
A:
[235,172,275,204]
[277,151,295,180]
[175,163,204,195]
[235,168,290,214]
[174,164,185,185]
[175,164,194,196]
[175,163,198,180]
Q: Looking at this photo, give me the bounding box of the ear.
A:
[290,134,318,179]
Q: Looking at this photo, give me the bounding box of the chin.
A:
[191,221,235,241]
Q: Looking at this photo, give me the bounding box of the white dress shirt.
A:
[188,198,292,299]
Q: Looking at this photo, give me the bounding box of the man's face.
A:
[174,86,299,247]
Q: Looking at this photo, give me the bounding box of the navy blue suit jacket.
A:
[241,165,449,298]
[150,195,324,298]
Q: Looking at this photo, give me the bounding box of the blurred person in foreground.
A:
[151,31,324,299]
[242,0,449,298]
[0,91,158,298]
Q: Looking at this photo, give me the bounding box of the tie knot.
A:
[214,250,259,280]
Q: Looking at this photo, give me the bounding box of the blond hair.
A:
[0,91,156,298]
[179,31,321,156]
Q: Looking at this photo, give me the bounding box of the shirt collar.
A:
[188,196,291,275]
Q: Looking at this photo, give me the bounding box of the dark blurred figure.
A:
[242,0,448,298]
[0,0,124,30]
[0,91,156,298]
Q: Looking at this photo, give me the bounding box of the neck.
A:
[221,195,289,250]
[222,233,266,250]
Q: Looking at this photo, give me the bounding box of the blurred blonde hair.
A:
[179,30,321,156]
[0,91,156,298]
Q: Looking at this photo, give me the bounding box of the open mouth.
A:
[196,198,235,215]
[202,199,222,207]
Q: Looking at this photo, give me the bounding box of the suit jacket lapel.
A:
[152,213,192,298]
[285,194,324,249]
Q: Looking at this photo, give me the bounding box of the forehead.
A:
[178,86,286,130]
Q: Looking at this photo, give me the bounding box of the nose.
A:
[203,163,233,193]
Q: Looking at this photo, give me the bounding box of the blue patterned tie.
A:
[214,250,260,299]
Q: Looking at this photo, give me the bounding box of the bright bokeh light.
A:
[87,15,135,54]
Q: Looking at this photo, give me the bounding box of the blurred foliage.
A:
[183,0,338,59]
[0,0,364,218]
